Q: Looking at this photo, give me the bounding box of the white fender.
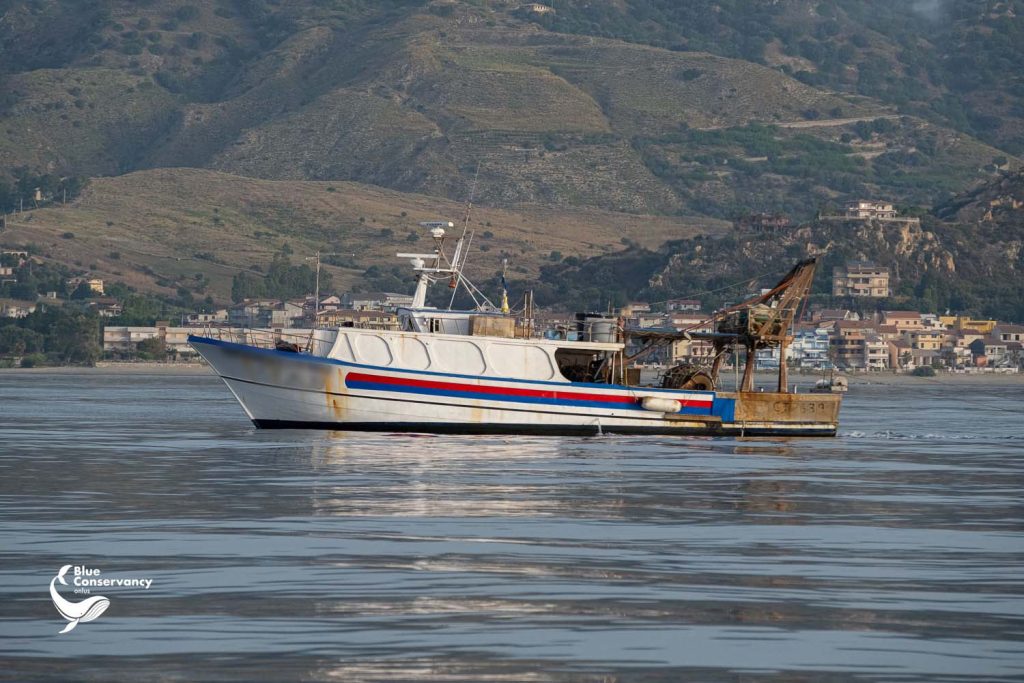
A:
[640,396,682,413]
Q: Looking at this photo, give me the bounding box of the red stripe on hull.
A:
[345,371,713,408]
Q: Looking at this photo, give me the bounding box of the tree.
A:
[0,326,44,356]
[70,281,94,300]
[115,295,166,325]
[47,310,100,365]
[136,336,166,360]
[231,255,326,302]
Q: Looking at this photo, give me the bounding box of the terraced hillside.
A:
[0,0,1021,311]
[527,0,1024,154]
[1,168,724,300]
[2,0,1018,217]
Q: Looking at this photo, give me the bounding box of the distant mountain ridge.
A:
[1,0,1019,218]
[0,0,1021,313]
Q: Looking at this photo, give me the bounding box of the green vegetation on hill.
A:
[518,172,1024,322]
[230,253,329,303]
[0,168,718,303]
[0,1,1020,309]
[636,118,1008,218]
[2,0,1015,219]
[527,0,1024,154]
[0,307,100,367]
[0,170,87,213]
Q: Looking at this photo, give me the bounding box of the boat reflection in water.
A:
[307,433,585,519]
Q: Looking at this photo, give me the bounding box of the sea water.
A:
[0,371,1022,681]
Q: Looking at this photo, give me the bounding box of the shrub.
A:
[20,353,47,368]
[911,366,936,377]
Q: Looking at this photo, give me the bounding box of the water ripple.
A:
[0,372,1022,681]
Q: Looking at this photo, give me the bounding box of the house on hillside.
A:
[832,261,890,298]
[341,292,414,312]
[85,298,123,318]
[521,3,554,14]
[1,303,36,318]
[813,308,859,323]
[881,310,923,332]
[316,308,399,330]
[186,309,229,326]
[995,324,1024,343]
[1,250,29,265]
[845,200,898,220]
[66,277,105,295]
[619,302,651,317]
[666,298,701,312]
[940,315,997,334]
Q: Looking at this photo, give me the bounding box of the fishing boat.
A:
[189,221,841,436]
[810,371,849,393]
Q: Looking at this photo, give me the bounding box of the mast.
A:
[396,220,496,311]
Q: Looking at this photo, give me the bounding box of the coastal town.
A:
[94,295,1022,374]
[1,200,1022,372]
[3,257,1020,374]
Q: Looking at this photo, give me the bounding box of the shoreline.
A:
[1,362,214,375]
[2,364,1020,385]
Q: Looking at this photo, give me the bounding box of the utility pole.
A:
[306,251,322,325]
[304,251,351,327]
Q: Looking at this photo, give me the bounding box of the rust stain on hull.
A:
[724,391,841,425]
[325,367,348,419]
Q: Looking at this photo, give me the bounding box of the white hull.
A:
[190,336,838,437]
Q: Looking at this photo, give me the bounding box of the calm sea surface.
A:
[0,370,1022,682]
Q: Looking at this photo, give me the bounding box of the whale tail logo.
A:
[50,564,110,634]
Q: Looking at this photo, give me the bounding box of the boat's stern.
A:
[721,390,842,436]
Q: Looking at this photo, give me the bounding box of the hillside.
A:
[0,167,724,301]
[1,0,1018,219]
[0,0,1021,313]
[528,0,1024,155]
[522,172,1024,322]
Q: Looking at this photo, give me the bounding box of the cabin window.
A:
[555,348,604,383]
[428,318,442,333]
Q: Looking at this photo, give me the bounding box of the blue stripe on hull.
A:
[345,378,715,414]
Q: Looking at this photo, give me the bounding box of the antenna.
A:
[449,163,481,310]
